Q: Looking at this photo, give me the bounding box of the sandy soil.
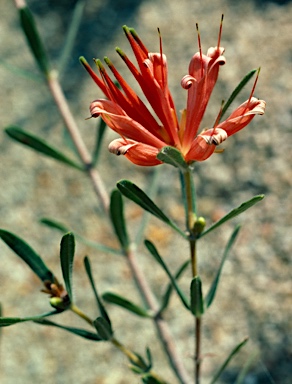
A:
[0,0,291,383]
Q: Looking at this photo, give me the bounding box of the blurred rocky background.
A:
[0,0,291,383]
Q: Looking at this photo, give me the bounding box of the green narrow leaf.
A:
[198,195,264,239]
[19,6,50,76]
[190,276,204,317]
[5,127,84,171]
[159,259,190,314]
[234,350,259,384]
[0,229,54,282]
[0,59,42,82]
[205,226,241,308]
[83,257,112,327]
[0,310,60,327]
[93,317,113,341]
[57,0,86,77]
[210,338,249,384]
[117,180,187,239]
[92,118,107,166]
[110,190,130,251]
[34,318,101,341]
[102,292,152,318]
[135,168,161,245]
[220,69,257,122]
[60,233,75,301]
[156,146,188,170]
[144,240,190,310]
[40,218,121,255]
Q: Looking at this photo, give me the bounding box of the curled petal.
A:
[201,128,228,145]
[181,75,196,90]
[217,98,266,136]
[207,46,225,59]
[108,138,161,166]
[90,99,166,148]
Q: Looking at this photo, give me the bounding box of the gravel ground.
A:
[0,0,291,383]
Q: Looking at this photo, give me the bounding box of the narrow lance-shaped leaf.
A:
[190,276,204,318]
[102,292,152,318]
[19,6,50,76]
[34,318,102,341]
[157,146,188,171]
[110,190,130,251]
[210,338,249,384]
[83,257,112,327]
[57,0,86,78]
[117,180,187,239]
[198,195,264,239]
[234,350,259,384]
[0,310,60,328]
[158,259,190,314]
[60,233,75,301]
[5,127,84,171]
[0,229,54,282]
[205,225,241,308]
[144,240,190,310]
[93,317,113,341]
[219,69,257,122]
[40,218,121,256]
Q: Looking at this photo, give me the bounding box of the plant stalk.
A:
[183,168,202,384]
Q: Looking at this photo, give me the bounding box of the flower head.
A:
[81,18,265,166]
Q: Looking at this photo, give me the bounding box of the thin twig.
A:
[47,71,110,212]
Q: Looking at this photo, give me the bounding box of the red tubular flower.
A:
[81,19,266,167]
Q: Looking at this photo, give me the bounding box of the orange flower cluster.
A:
[81,20,265,166]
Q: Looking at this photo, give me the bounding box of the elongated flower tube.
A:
[81,19,266,166]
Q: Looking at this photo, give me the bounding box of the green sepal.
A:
[40,218,121,255]
[190,276,204,318]
[102,292,152,318]
[60,233,75,302]
[198,195,264,238]
[110,190,130,251]
[5,127,83,171]
[157,146,188,171]
[0,229,54,282]
[210,338,249,384]
[220,69,257,122]
[93,316,113,341]
[117,180,187,239]
[158,259,190,314]
[144,240,190,310]
[34,318,102,341]
[0,310,61,327]
[19,6,50,76]
[205,225,241,308]
[83,257,112,327]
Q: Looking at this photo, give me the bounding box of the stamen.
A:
[213,100,225,129]
[196,23,203,79]
[157,27,165,90]
[217,14,224,50]
[242,67,260,115]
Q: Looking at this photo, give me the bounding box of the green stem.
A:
[182,168,202,384]
[70,303,94,326]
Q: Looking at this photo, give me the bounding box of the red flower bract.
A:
[81,21,266,167]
